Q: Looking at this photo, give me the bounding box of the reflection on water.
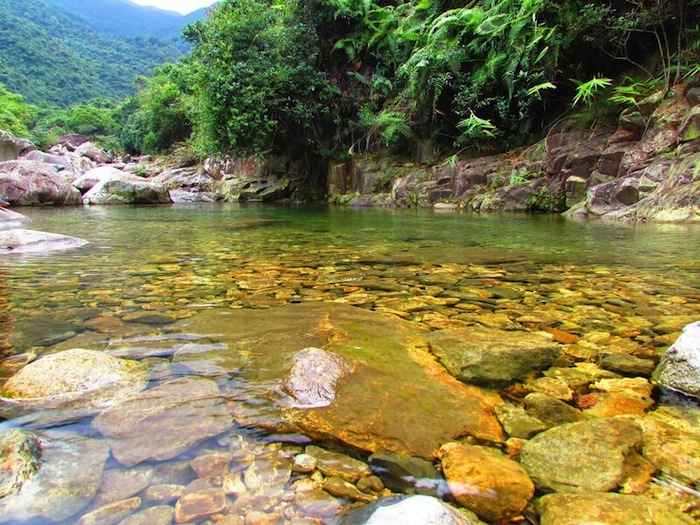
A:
[0,203,699,523]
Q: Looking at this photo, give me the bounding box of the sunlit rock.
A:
[72,166,139,194]
[0,430,110,523]
[0,348,148,423]
[653,320,700,397]
[92,376,232,467]
[520,417,643,493]
[538,493,695,525]
[438,442,534,521]
[428,326,562,387]
[0,228,88,254]
[177,303,505,458]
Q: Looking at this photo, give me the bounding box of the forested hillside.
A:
[130,0,697,162]
[40,0,214,39]
[0,0,187,106]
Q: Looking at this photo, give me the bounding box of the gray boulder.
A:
[283,347,352,408]
[0,160,82,205]
[428,327,562,386]
[72,166,139,194]
[332,494,481,525]
[653,320,700,397]
[0,431,110,523]
[519,417,642,493]
[92,376,231,467]
[0,229,88,254]
[75,142,113,164]
[0,130,34,161]
[83,179,172,205]
[22,150,73,171]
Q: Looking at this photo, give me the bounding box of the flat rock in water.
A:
[653,320,700,397]
[519,417,643,493]
[0,207,31,228]
[175,303,505,458]
[83,179,172,205]
[0,228,88,254]
[0,348,148,423]
[92,376,232,467]
[332,494,481,525]
[0,431,110,523]
[283,347,351,407]
[538,493,696,525]
[427,327,562,386]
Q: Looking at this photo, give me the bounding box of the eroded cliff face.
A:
[328,85,700,222]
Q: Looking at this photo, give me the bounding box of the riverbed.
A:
[1,203,699,524]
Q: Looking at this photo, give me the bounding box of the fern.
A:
[572,76,612,107]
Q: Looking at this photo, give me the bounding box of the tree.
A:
[0,83,36,137]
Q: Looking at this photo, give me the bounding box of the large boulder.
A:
[175,303,505,458]
[427,327,562,387]
[151,168,218,203]
[0,160,82,205]
[653,320,700,397]
[0,430,110,524]
[0,130,34,161]
[519,417,643,493]
[72,166,139,194]
[0,348,148,423]
[22,150,73,171]
[75,142,113,164]
[92,376,232,467]
[0,229,88,254]
[83,178,172,205]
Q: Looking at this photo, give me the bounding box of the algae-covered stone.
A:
[438,442,534,521]
[653,320,700,397]
[179,303,505,458]
[0,429,42,499]
[520,418,642,493]
[0,431,110,523]
[538,493,695,525]
[428,327,561,386]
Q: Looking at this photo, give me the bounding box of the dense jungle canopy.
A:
[2,0,699,161]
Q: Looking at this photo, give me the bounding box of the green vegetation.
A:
[3,0,699,179]
[0,84,36,138]
[0,0,185,107]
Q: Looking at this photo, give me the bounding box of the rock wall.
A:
[329,85,700,222]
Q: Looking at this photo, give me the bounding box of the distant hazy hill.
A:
[40,0,214,39]
[0,0,203,106]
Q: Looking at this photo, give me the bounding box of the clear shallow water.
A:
[1,203,700,523]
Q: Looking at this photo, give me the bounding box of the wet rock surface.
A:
[92,376,232,466]
[653,320,700,397]
[0,228,89,254]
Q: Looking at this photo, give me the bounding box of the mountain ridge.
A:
[0,0,204,106]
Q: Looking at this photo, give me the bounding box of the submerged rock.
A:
[519,417,643,493]
[0,429,42,499]
[332,494,480,525]
[428,327,562,386]
[182,303,505,458]
[538,492,695,525]
[0,431,110,523]
[653,320,700,397]
[0,207,31,229]
[283,347,352,407]
[92,376,231,467]
[0,348,148,423]
[0,228,88,254]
